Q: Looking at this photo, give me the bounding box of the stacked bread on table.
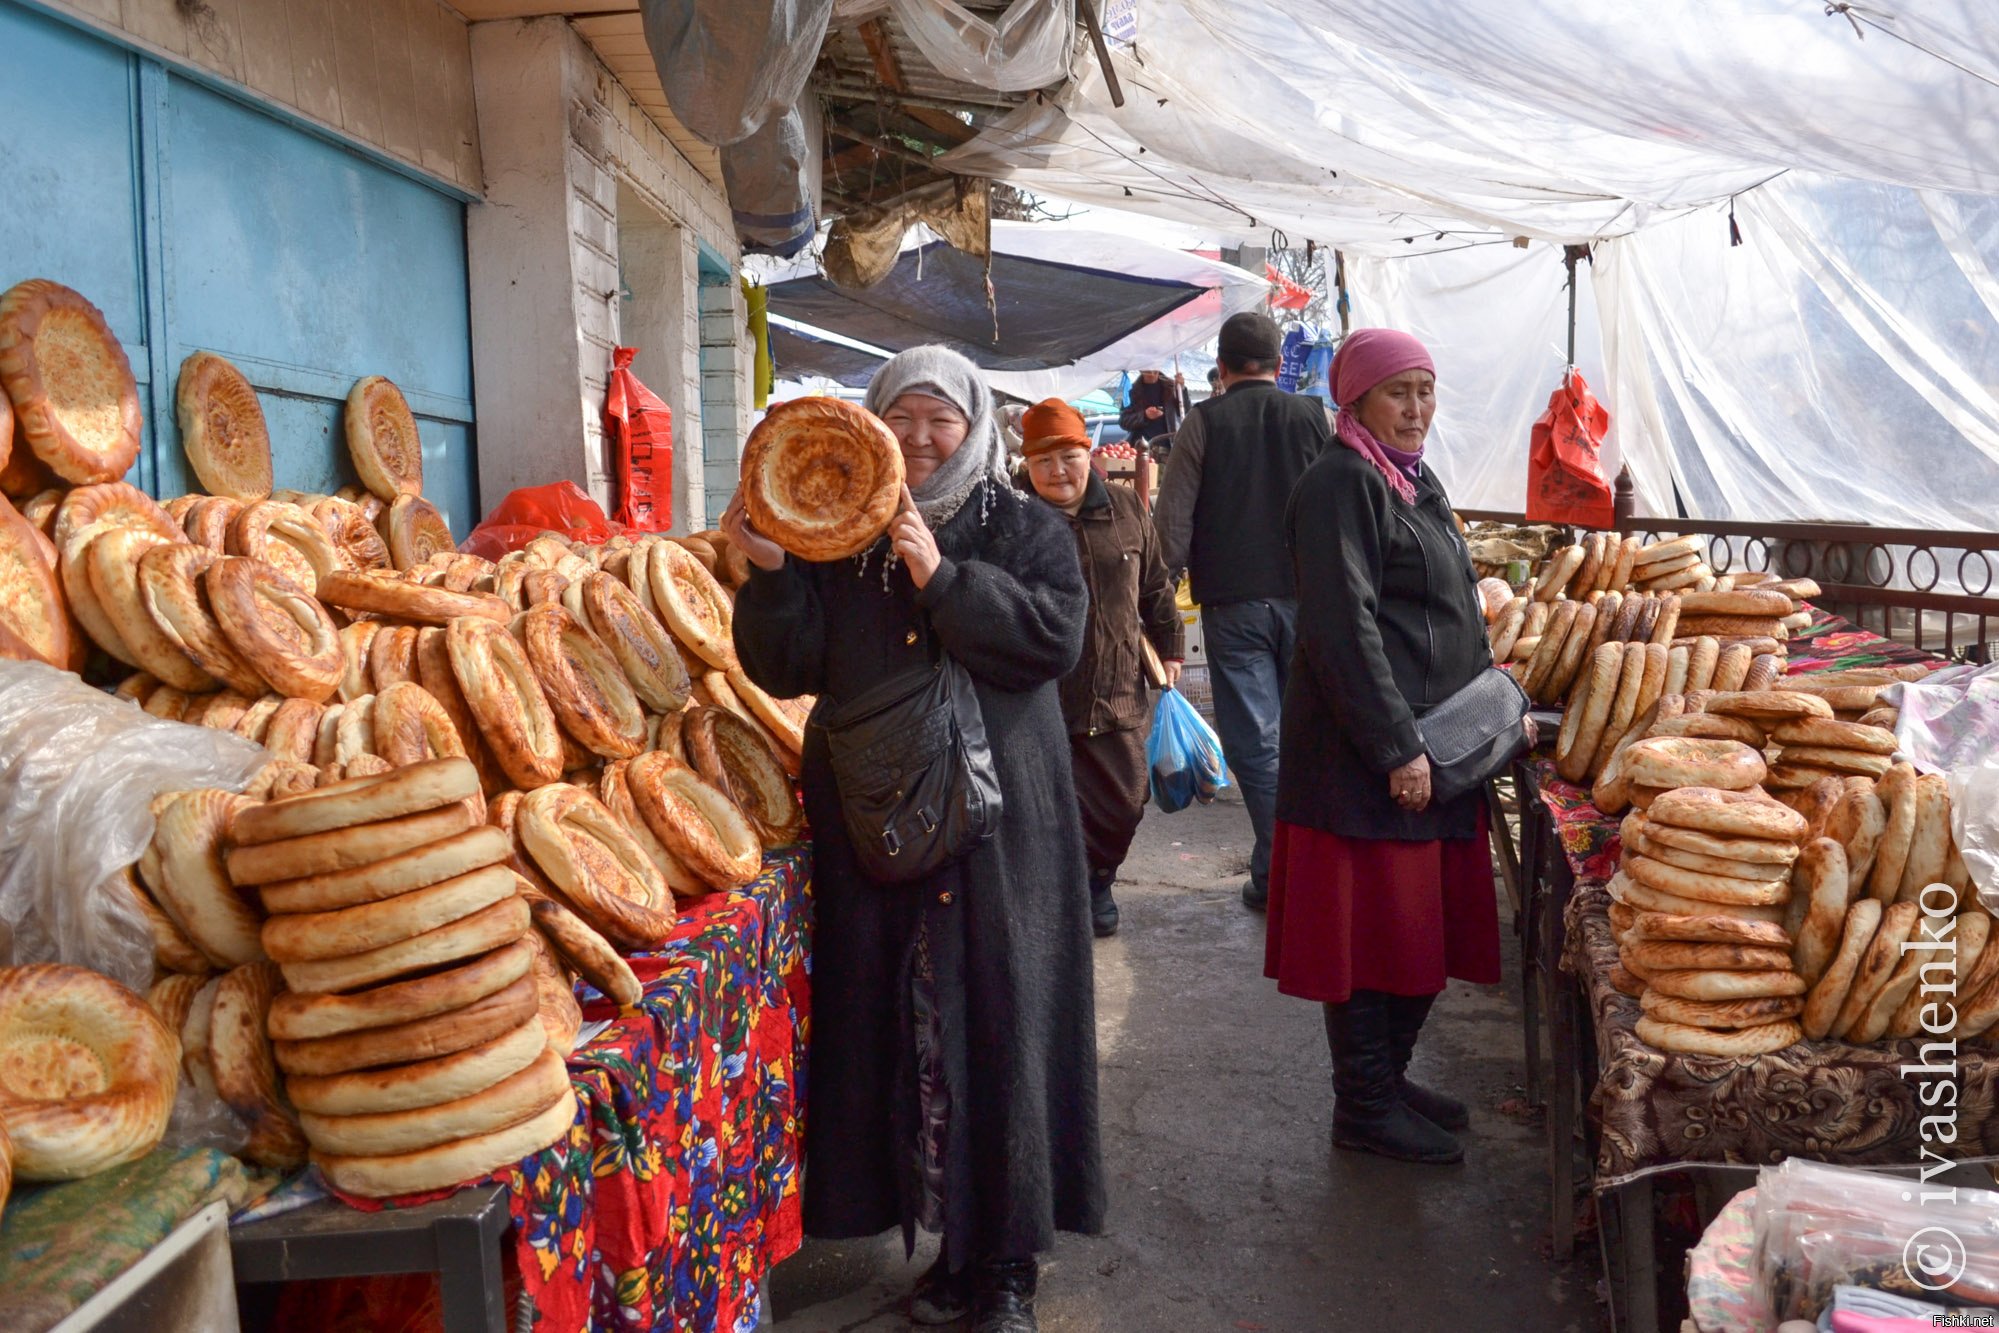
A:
[0,277,812,1198]
[1488,530,1824,707]
[1590,679,1992,1056]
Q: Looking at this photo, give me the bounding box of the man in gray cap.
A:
[1154,311,1330,909]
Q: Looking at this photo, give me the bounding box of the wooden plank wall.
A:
[35,0,482,195]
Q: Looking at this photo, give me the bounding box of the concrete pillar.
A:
[613,189,703,532]
[465,18,593,513]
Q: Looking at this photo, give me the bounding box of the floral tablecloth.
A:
[282,847,812,1333]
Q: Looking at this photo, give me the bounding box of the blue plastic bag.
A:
[1147,687,1232,813]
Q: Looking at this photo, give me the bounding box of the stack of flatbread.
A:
[1609,783,1811,1057]
[221,758,575,1198]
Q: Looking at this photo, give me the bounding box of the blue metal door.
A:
[0,3,477,531]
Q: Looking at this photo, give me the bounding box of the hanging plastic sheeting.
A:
[1344,243,1605,513]
[940,3,1779,251]
[1592,172,1999,529]
[721,95,824,256]
[640,0,833,146]
[1274,0,1999,197]
[945,0,1999,252]
[832,0,1076,91]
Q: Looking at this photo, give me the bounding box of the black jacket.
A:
[1046,473,1184,736]
[1277,448,1492,841]
[1118,376,1185,443]
[731,479,1105,1260]
[1153,380,1330,606]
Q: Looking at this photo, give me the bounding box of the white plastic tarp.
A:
[1344,244,1605,514]
[831,0,1076,91]
[752,219,1268,401]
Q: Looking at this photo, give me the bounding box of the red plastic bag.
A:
[1528,368,1615,529]
[604,348,673,531]
[460,480,617,561]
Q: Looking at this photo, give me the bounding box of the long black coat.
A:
[732,479,1106,1263]
[1278,448,1492,841]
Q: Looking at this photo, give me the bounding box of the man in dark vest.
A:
[1154,312,1330,910]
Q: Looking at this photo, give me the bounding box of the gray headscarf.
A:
[863,345,1011,530]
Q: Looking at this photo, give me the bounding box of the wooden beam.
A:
[857,19,907,94]
[904,106,973,146]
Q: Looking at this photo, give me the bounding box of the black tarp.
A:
[768,320,885,387]
[766,242,1204,373]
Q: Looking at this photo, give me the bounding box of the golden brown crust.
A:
[386,494,455,571]
[285,1019,547,1119]
[0,280,142,484]
[577,571,691,713]
[741,397,906,561]
[262,697,325,764]
[0,964,180,1180]
[261,863,520,964]
[176,351,272,500]
[625,751,762,888]
[0,492,70,668]
[371,681,466,766]
[299,1045,568,1159]
[152,790,266,967]
[55,483,183,664]
[275,972,539,1077]
[313,497,391,572]
[229,501,340,594]
[1647,786,1808,842]
[204,556,341,701]
[522,603,645,759]
[448,616,563,789]
[311,1083,574,1199]
[226,800,478,888]
[1634,1016,1801,1056]
[683,706,802,847]
[257,824,510,917]
[267,941,535,1042]
[1620,738,1768,793]
[209,961,306,1168]
[518,784,677,949]
[135,543,268,695]
[318,570,510,626]
[344,375,424,500]
[527,897,642,1007]
[276,892,530,996]
[416,626,511,795]
[647,539,736,671]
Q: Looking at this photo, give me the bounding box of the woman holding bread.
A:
[724,347,1101,1333]
[1266,328,1518,1165]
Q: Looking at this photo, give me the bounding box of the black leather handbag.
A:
[818,648,1002,885]
[1417,666,1531,805]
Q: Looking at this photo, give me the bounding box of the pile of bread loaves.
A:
[1481,531,1821,709]
[0,278,810,1199]
[1595,683,1991,1057]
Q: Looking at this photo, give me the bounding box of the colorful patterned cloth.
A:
[282,848,812,1333]
[1564,892,1999,1184]
[0,1147,261,1332]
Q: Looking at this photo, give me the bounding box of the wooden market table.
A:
[1515,611,1999,1333]
[261,845,812,1333]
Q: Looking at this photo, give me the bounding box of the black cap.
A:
[1217,311,1282,363]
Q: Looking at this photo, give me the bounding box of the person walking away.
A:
[724,349,1104,1332]
[1152,311,1329,911]
[1020,398,1184,938]
[1119,368,1187,458]
[1267,328,1527,1164]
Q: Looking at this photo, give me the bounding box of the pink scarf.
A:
[1330,328,1436,505]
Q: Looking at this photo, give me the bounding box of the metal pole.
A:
[1333,249,1351,334]
[1079,0,1126,108]
[1564,248,1579,368]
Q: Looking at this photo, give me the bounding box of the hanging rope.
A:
[1825,3,1999,91]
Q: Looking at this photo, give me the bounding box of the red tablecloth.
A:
[282,847,812,1333]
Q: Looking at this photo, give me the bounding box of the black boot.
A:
[1382,992,1470,1132]
[910,1251,971,1326]
[1089,868,1120,938]
[972,1258,1038,1333]
[1324,994,1463,1164]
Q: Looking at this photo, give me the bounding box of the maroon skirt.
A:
[1264,810,1502,1003]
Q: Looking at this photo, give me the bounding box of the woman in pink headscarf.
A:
[1266,329,1520,1166]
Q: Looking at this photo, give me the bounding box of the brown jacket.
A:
[1043,472,1184,736]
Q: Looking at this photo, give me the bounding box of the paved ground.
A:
[769,794,1599,1332]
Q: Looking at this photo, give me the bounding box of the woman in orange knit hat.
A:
[1021,398,1183,936]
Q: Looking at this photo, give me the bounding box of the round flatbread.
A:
[1634,1017,1801,1058]
[1647,787,1808,842]
[740,397,906,562]
[0,280,142,484]
[1624,854,1788,906]
[647,539,736,671]
[1638,991,1803,1030]
[175,351,272,499]
[345,375,423,499]
[386,494,455,572]
[1868,762,1919,902]
[0,493,70,668]
[1620,738,1768,794]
